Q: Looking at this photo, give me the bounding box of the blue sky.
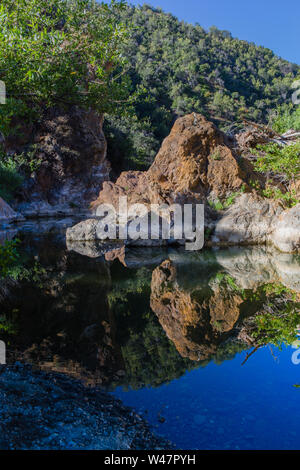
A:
[124,0,300,64]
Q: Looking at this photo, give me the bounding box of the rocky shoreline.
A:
[0,364,172,450]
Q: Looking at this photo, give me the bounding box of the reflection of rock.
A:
[106,247,169,268]
[271,204,300,253]
[67,238,124,259]
[150,247,300,362]
[215,247,277,289]
[273,254,300,293]
[216,247,300,292]
[150,259,244,361]
[0,228,18,244]
[67,238,169,268]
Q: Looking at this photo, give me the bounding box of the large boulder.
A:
[212,193,283,246]
[66,219,99,242]
[92,113,247,212]
[271,204,300,253]
[0,197,24,223]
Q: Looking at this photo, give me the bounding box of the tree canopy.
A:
[0,0,130,136]
[104,4,300,170]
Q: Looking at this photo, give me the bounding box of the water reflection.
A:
[0,230,299,391]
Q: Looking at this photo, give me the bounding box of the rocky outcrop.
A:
[212,196,300,252]
[0,197,24,223]
[92,114,246,213]
[7,107,110,218]
[68,113,246,244]
[66,219,99,242]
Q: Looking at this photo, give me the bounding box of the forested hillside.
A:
[105,3,300,170]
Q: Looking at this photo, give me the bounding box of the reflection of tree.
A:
[2,237,300,390]
[242,283,300,349]
[0,239,19,279]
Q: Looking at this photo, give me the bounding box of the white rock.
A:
[271,204,300,253]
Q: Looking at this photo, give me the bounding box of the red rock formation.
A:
[92,114,247,212]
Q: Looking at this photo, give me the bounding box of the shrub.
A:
[252,142,300,191]
[0,159,24,201]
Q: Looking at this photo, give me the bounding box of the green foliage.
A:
[0,157,24,201]
[208,199,224,211]
[0,0,130,136]
[262,282,298,301]
[105,4,299,169]
[262,186,298,208]
[271,105,300,134]
[108,266,196,389]
[252,142,300,192]
[210,150,221,161]
[215,272,241,291]
[248,281,300,348]
[108,267,152,307]
[253,304,300,348]
[8,261,47,287]
[0,314,17,335]
[3,145,42,176]
[208,185,246,211]
[0,239,20,279]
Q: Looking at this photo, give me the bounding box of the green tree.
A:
[0,0,130,136]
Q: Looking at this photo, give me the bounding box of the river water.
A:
[1,220,300,449]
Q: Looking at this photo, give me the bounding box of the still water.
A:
[1,220,300,449]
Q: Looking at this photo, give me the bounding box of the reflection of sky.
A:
[114,345,300,449]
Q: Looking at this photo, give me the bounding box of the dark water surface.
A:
[1,220,300,449]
